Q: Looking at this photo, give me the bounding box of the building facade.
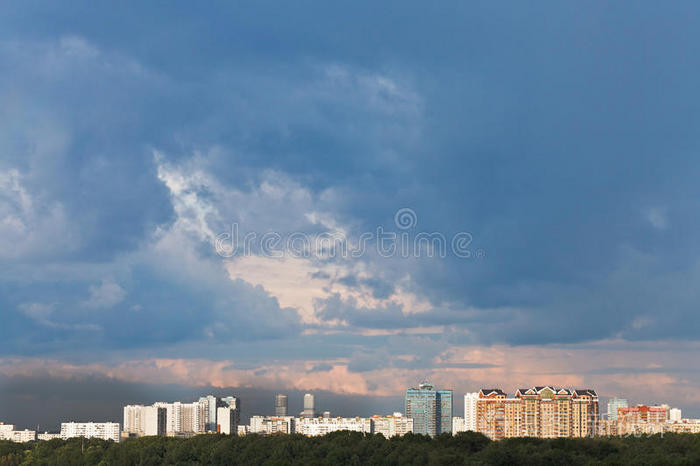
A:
[60,422,120,443]
[123,405,167,437]
[303,394,315,419]
[606,397,628,421]
[476,386,599,440]
[616,404,668,436]
[370,413,413,437]
[275,394,288,416]
[452,416,465,435]
[198,395,218,432]
[464,392,478,431]
[295,417,371,436]
[152,401,207,436]
[249,416,295,435]
[216,407,239,435]
[0,424,36,443]
[669,408,682,422]
[405,382,453,437]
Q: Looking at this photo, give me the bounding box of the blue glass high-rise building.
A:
[607,397,628,420]
[405,382,452,436]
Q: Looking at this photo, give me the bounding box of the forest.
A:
[1,431,699,465]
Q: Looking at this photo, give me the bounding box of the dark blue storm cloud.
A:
[1,0,700,365]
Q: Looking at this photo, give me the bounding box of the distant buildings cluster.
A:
[0,422,120,443]
[598,400,700,436]
[123,396,240,437]
[242,412,412,437]
[452,388,700,440]
[2,383,699,443]
[0,424,36,443]
[239,392,413,437]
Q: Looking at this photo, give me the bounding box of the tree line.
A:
[1,431,699,465]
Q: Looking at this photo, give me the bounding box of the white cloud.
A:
[83,279,126,310]
[0,168,76,259]
[18,302,55,326]
[19,302,100,331]
[646,206,668,230]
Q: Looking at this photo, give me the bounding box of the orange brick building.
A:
[476,386,599,440]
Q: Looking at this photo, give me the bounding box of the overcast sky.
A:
[1,1,699,427]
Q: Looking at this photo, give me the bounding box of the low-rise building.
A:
[597,419,617,437]
[0,423,36,442]
[60,422,120,443]
[0,427,36,443]
[249,416,295,435]
[617,405,668,436]
[295,417,371,436]
[370,413,413,437]
[665,420,700,434]
[452,416,465,435]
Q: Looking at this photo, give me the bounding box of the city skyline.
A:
[0,381,693,433]
[3,383,698,443]
[2,0,700,437]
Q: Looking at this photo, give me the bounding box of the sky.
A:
[1,1,700,428]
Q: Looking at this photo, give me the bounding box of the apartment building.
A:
[476,386,599,440]
[249,416,295,435]
[60,422,120,443]
[616,404,668,436]
[295,417,371,436]
[370,413,413,437]
[0,424,36,443]
[123,405,167,437]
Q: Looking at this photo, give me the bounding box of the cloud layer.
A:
[1,1,700,420]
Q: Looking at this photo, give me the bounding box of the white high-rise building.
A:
[669,408,682,422]
[220,397,240,427]
[180,402,206,434]
[60,422,120,443]
[123,405,166,437]
[143,407,166,436]
[154,402,181,434]
[198,395,218,432]
[217,407,239,435]
[464,393,478,431]
[152,401,206,435]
